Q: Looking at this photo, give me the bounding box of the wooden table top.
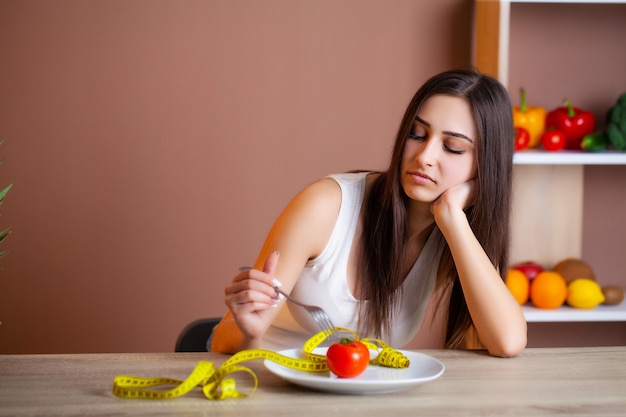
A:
[1,347,625,416]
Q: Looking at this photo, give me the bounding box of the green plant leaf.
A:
[1,139,10,263]
[0,227,9,243]
[0,183,12,201]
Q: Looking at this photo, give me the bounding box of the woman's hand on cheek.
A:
[431,179,477,225]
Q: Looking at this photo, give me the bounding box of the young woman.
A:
[211,69,527,358]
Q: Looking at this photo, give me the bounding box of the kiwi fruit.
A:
[602,286,625,306]
[553,258,596,284]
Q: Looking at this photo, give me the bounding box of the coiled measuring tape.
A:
[112,327,410,401]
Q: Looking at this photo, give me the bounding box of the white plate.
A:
[264,348,444,394]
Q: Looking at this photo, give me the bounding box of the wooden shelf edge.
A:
[523,300,626,322]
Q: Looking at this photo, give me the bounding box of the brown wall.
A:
[0,0,473,353]
[1,1,624,354]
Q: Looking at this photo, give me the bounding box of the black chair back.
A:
[175,317,221,352]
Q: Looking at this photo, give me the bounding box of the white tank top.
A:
[261,172,446,351]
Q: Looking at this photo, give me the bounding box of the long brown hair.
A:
[357,69,514,347]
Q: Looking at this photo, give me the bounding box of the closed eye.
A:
[408,132,465,155]
[444,145,464,155]
[408,132,426,140]
[410,117,471,155]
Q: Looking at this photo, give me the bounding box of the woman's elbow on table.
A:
[487,328,527,358]
[210,315,262,354]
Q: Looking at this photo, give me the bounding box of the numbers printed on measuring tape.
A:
[112,327,410,401]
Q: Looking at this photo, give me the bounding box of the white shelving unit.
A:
[504,0,626,2]
[514,150,626,165]
[474,0,626,325]
[474,0,626,88]
[523,301,626,323]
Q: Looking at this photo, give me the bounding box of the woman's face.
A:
[400,94,478,204]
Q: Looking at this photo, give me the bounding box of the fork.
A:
[273,286,337,339]
[239,266,337,339]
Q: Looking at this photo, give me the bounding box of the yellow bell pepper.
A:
[512,88,546,148]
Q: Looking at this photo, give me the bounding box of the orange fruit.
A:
[505,269,530,305]
[530,271,568,309]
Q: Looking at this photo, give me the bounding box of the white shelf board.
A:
[508,1,626,4]
[523,300,626,322]
[513,150,626,165]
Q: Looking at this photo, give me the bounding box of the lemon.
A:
[567,278,606,309]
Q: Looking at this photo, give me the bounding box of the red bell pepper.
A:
[545,99,595,150]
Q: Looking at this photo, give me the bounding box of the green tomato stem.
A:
[564,98,575,118]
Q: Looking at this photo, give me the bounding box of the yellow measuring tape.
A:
[112,328,409,400]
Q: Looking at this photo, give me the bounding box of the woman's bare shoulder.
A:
[257,177,342,265]
[287,177,343,220]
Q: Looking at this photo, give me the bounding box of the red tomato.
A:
[326,338,370,378]
[541,130,566,151]
[514,127,530,151]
